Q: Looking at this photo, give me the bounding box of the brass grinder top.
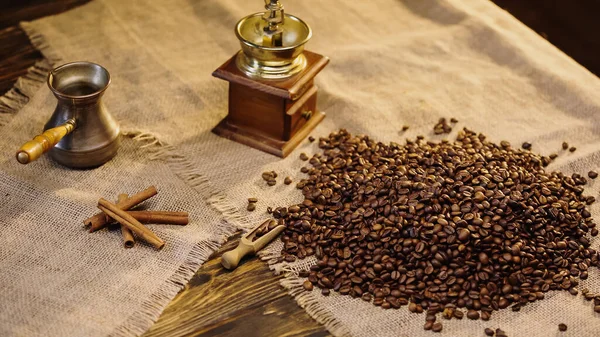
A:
[235,0,312,79]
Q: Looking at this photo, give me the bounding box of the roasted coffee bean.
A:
[434,118,452,134]
[589,171,598,179]
[308,136,315,142]
[496,328,507,337]
[284,176,293,185]
[594,305,600,313]
[522,142,532,150]
[450,117,458,123]
[262,171,274,180]
[271,128,599,329]
[402,125,410,131]
[247,203,256,211]
[570,146,577,152]
[432,322,443,332]
[248,197,258,203]
[321,288,330,296]
[467,310,479,320]
[484,328,495,336]
[423,321,433,330]
[562,141,569,150]
[300,153,309,161]
[267,179,276,186]
[558,323,567,332]
[303,280,313,291]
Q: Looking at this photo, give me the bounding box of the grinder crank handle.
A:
[16,119,76,164]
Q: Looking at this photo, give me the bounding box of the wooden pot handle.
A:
[16,119,76,164]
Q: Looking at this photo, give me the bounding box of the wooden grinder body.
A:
[212,50,329,157]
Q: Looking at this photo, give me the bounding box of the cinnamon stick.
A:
[98,198,165,249]
[127,211,189,225]
[118,194,135,248]
[85,186,157,232]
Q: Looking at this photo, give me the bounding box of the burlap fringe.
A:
[0,22,60,126]
[111,224,234,336]
[257,247,351,337]
[0,60,52,126]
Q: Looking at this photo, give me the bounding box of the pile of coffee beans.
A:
[271,128,599,332]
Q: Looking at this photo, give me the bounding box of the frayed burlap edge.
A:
[258,249,352,337]
[0,59,51,126]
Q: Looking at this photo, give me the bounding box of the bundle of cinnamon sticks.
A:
[83,186,188,249]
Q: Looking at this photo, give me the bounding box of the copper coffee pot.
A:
[16,61,120,168]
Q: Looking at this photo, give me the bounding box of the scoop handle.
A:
[16,119,76,164]
[221,241,255,270]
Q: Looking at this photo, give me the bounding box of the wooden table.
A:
[1,1,598,336]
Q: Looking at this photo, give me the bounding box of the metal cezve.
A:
[16,61,120,168]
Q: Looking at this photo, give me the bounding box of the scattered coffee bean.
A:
[500,140,511,148]
[267,179,276,186]
[248,197,258,203]
[300,167,309,173]
[496,328,508,337]
[300,152,309,161]
[432,322,443,332]
[271,128,599,332]
[484,328,495,336]
[303,280,313,291]
[433,118,452,134]
[467,310,480,320]
[402,125,409,131]
[589,171,598,179]
[284,176,293,185]
[321,288,330,296]
[522,142,532,150]
[246,203,256,211]
[562,141,569,150]
[570,146,577,152]
[558,323,567,332]
[594,305,600,313]
[450,117,458,123]
[549,153,558,159]
[308,136,315,142]
[423,321,433,330]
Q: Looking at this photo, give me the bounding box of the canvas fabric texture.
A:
[1,0,600,336]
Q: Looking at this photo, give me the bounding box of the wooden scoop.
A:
[221,219,285,270]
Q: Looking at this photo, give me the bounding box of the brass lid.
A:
[234,1,312,79]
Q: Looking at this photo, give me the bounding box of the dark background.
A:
[1,0,599,96]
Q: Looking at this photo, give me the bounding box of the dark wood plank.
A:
[144,232,330,337]
[0,0,90,96]
[0,0,91,30]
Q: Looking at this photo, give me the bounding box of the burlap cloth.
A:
[1,0,600,336]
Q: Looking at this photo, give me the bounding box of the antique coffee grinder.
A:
[212,0,329,157]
